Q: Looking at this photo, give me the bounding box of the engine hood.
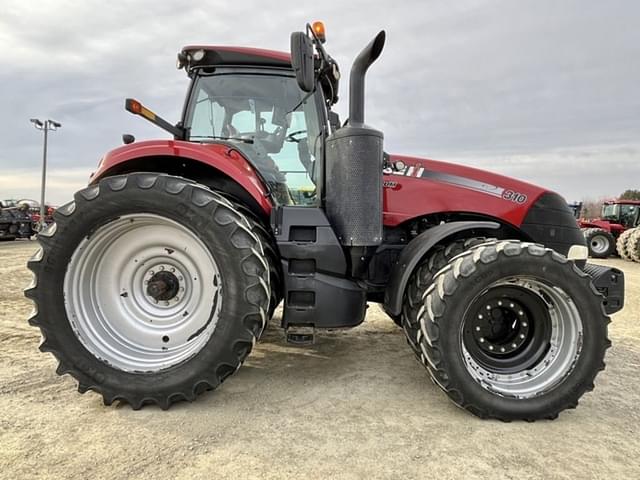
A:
[383,153,550,227]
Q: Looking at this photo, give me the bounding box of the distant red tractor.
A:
[26,23,624,421]
[580,200,640,258]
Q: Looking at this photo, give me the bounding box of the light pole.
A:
[30,118,61,231]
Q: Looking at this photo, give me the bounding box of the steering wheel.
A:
[285,130,307,143]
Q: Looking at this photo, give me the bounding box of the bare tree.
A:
[580,197,607,219]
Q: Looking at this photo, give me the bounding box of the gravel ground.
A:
[1,239,639,479]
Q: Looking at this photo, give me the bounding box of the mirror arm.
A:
[125,98,186,139]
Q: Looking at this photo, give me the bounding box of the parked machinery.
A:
[0,200,35,240]
[580,200,640,258]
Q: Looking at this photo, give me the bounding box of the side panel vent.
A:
[290,226,316,242]
[289,259,316,275]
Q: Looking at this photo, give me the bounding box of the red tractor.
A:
[580,199,640,258]
[26,24,624,421]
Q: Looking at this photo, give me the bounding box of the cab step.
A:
[285,325,315,345]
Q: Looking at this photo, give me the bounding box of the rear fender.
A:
[91,140,272,216]
[383,221,500,316]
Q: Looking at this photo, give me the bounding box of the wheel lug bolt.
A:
[486,305,491,310]
[500,347,505,352]
[160,266,164,271]
[498,301,502,306]
[510,303,514,308]
[150,271,155,275]
[518,311,524,316]
[522,322,528,327]
[512,343,517,348]
[479,338,485,343]
[475,326,481,332]
[478,314,483,319]
[171,268,175,273]
[488,345,494,351]
[520,334,525,339]
[164,301,170,306]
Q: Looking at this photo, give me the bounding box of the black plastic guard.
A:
[583,263,625,315]
[520,192,585,257]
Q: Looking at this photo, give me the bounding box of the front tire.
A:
[401,237,486,356]
[25,173,270,409]
[417,240,610,421]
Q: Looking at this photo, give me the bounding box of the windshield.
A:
[186,73,323,206]
[601,203,639,226]
[601,204,618,220]
[619,204,639,226]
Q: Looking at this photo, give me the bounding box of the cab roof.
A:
[180,45,291,69]
[605,199,640,205]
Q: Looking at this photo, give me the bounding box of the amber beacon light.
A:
[312,21,326,43]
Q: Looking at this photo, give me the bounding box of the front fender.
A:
[579,220,612,231]
[91,140,272,215]
[383,220,500,316]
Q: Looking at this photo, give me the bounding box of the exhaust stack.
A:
[324,31,386,278]
[349,31,386,126]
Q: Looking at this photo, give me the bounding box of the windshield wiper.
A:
[190,135,254,144]
[286,89,315,116]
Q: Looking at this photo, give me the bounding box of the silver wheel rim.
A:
[461,277,583,399]
[590,235,609,254]
[64,214,222,373]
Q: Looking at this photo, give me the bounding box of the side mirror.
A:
[290,32,315,92]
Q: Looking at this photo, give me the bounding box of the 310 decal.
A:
[502,189,528,204]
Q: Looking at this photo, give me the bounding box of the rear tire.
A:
[234,206,282,319]
[616,228,634,260]
[401,237,486,357]
[583,228,615,258]
[417,240,610,421]
[628,229,640,263]
[25,173,270,409]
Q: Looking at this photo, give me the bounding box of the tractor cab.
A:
[173,26,342,210]
[601,201,640,228]
[126,24,346,211]
[181,61,325,206]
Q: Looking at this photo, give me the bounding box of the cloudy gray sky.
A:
[1,0,638,205]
